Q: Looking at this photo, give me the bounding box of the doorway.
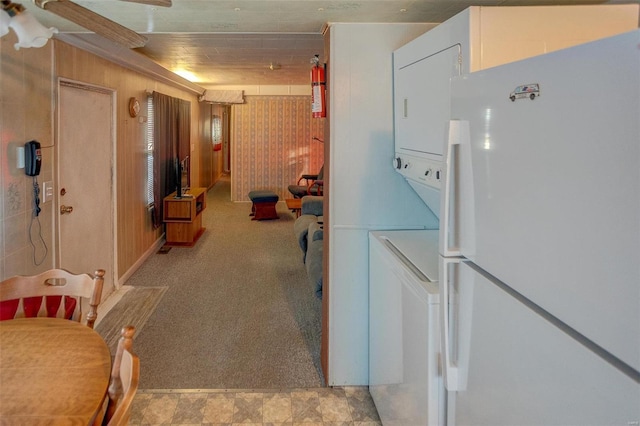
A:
[199,103,230,188]
[222,105,231,174]
[57,81,116,301]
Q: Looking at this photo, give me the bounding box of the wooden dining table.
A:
[0,317,112,425]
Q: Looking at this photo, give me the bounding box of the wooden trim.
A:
[320,31,330,384]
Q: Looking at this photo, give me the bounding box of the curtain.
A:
[150,92,191,228]
[178,98,191,187]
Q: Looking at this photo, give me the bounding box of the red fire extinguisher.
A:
[311,55,326,118]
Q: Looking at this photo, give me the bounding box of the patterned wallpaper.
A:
[231,96,325,202]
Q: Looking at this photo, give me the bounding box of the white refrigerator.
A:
[439,30,640,425]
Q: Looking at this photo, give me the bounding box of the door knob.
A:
[60,205,73,215]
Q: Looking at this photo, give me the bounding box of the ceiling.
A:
[23,0,616,87]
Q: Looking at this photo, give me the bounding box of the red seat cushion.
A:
[0,296,77,321]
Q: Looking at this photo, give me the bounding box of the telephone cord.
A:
[29,176,48,266]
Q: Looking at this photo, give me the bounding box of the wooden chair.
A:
[103,326,140,426]
[0,268,105,328]
[288,165,324,198]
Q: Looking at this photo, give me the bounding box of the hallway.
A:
[114,176,323,389]
[117,177,380,424]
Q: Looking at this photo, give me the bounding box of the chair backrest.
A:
[103,325,139,426]
[106,349,140,426]
[0,268,105,328]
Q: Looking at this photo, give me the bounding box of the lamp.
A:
[1,0,57,50]
[9,9,57,49]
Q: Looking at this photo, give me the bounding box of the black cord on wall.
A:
[29,176,47,266]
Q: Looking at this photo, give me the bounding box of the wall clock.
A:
[128,97,140,117]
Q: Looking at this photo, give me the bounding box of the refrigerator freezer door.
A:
[449,31,640,372]
[445,261,640,425]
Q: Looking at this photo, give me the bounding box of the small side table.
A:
[285,198,302,217]
[163,187,207,246]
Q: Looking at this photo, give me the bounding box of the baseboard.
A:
[118,235,166,286]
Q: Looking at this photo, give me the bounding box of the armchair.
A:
[293,196,324,299]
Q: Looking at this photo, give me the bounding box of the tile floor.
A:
[130,387,381,425]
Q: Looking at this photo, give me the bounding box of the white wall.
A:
[326,23,439,385]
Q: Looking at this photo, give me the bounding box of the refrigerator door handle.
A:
[441,257,473,393]
[441,120,469,257]
[441,256,461,391]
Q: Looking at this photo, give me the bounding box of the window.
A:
[146,94,154,206]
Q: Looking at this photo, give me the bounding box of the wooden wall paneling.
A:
[199,102,213,189]
[53,41,204,284]
[0,34,56,279]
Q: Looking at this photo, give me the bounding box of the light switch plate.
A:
[42,181,54,204]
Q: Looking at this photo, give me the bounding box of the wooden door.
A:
[57,82,115,302]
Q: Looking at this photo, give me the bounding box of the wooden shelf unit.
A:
[163,187,206,246]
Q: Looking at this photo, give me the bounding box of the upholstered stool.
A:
[248,190,279,220]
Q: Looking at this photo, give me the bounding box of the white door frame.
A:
[55,78,118,292]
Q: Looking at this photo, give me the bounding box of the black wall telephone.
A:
[25,140,42,176]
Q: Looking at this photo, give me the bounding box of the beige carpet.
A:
[118,175,323,389]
